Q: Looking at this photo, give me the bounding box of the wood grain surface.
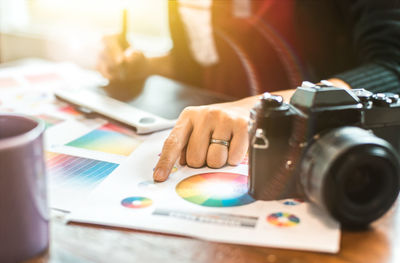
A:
[27,200,399,263]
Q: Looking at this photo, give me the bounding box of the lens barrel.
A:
[300,127,400,227]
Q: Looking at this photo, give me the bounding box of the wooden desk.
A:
[24,75,400,263]
[29,201,399,263]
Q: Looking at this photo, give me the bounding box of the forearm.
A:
[327,78,351,90]
[147,54,176,79]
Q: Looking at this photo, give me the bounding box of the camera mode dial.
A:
[384,93,399,103]
[372,93,393,107]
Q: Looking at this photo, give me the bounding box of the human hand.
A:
[153,96,260,182]
[97,35,149,99]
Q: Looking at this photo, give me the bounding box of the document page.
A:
[68,130,341,253]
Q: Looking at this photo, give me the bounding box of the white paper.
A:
[68,131,341,253]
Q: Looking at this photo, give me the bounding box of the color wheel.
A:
[267,212,300,227]
[176,172,254,207]
[121,197,153,209]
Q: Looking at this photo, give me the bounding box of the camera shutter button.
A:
[353,89,373,103]
[261,93,283,108]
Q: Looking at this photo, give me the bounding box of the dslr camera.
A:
[248,81,400,227]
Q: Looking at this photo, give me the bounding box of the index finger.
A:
[153,117,192,182]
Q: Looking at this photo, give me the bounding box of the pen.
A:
[120,8,129,50]
[119,8,129,80]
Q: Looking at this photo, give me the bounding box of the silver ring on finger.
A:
[210,138,230,148]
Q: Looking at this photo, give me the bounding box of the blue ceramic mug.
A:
[0,114,49,263]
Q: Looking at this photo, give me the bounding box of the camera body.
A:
[248,81,400,227]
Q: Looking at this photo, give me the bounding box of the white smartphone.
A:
[55,88,176,134]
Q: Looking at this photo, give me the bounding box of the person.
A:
[97,0,400,182]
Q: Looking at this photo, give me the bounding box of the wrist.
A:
[146,54,174,78]
[327,78,351,89]
[271,89,296,102]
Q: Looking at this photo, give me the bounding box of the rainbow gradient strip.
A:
[66,123,141,156]
[46,152,119,189]
[267,212,300,227]
[176,172,254,207]
[121,197,153,209]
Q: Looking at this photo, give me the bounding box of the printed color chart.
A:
[176,172,254,207]
[46,152,119,190]
[66,123,141,156]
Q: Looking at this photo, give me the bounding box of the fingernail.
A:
[153,168,167,182]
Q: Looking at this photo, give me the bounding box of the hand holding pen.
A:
[97,8,150,98]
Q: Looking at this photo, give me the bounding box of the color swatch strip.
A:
[66,123,141,156]
[46,152,119,189]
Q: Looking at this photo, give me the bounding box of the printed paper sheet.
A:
[68,131,340,253]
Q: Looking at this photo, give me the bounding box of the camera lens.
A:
[300,127,400,227]
[327,144,398,227]
[343,163,383,205]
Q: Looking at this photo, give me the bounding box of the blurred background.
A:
[0,0,173,68]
